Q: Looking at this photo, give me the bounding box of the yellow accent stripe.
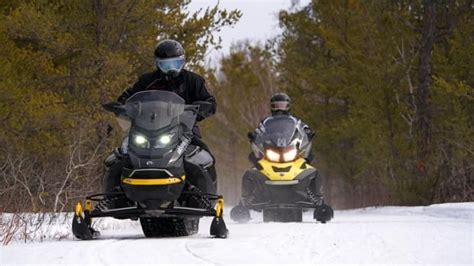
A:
[258,158,313,181]
[122,175,185,185]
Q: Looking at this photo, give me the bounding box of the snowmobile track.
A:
[184,240,222,265]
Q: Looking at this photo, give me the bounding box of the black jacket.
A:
[117,69,216,121]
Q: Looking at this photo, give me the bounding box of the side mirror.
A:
[102,102,126,116]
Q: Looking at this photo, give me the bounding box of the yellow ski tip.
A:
[75,201,83,217]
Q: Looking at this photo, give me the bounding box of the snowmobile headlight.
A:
[282,147,298,162]
[154,133,176,148]
[159,134,172,144]
[265,149,280,162]
[133,135,149,148]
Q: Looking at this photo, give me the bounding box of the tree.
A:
[202,42,278,203]
[0,0,240,212]
[275,0,473,206]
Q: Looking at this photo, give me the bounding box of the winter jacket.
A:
[117,69,216,122]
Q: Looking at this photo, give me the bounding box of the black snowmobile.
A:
[230,115,334,223]
[72,90,228,239]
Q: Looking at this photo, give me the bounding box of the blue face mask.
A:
[155,56,185,74]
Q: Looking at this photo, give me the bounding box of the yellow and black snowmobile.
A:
[230,115,333,223]
[72,90,228,239]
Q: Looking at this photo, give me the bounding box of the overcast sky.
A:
[187,0,310,65]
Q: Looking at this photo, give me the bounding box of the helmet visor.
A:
[271,101,290,111]
[155,56,185,73]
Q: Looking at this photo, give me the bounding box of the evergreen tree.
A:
[0,0,240,212]
[276,0,473,206]
[203,42,278,203]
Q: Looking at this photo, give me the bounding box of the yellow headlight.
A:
[283,148,297,162]
[265,149,280,162]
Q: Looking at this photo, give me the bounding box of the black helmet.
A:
[154,39,185,78]
[270,93,291,115]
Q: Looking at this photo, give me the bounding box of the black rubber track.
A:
[140,217,199,237]
[263,208,303,223]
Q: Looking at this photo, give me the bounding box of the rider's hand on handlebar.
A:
[247,131,256,142]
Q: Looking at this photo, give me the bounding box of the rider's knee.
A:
[104,148,123,170]
[184,146,214,169]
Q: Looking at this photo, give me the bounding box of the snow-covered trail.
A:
[1,203,473,265]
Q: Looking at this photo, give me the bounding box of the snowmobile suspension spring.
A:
[188,186,213,210]
[306,188,323,206]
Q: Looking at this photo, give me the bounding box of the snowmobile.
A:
[230,115,334,223]
[72,90,228,239]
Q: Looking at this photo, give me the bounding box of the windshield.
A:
[258,115,296,148]
[118,90,195,132]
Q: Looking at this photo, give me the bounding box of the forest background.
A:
[0,0,472,214]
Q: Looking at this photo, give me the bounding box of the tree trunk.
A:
[416,0,437,178]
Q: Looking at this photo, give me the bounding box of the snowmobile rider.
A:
[101,39,217,208]
[234,92,324,210]
[248,93,315,164]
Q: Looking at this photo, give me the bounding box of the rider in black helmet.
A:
[270,92,291,116]
[117,39,215,118]
[100,39,217,210]
[153,39,186,79]
[235,93,323,214]
[248,93,315,163]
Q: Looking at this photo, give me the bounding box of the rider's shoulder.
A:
[181,69,205,83]
[261,116,272,125]
[137,71,159,83]
[288,115,300,122]
[265,115,298,121]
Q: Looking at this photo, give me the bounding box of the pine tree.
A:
[275,0,473,206]
[0,0,240,212]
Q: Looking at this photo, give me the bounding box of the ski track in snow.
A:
[1,202,473,265]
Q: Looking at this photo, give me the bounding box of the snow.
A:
[1,203,473,265]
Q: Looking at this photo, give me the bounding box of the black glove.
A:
[193,101,213,121]
[304,127,315,140]
[247,131,256,142]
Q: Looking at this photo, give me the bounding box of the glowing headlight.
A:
[265,149,280,162]
[282,148,298,162]
[134,135,147,144]
[159,134,172,144]
[133,135,149,148]
[154,133,176,148]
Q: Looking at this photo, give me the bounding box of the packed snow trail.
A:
[1,203,472,265]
